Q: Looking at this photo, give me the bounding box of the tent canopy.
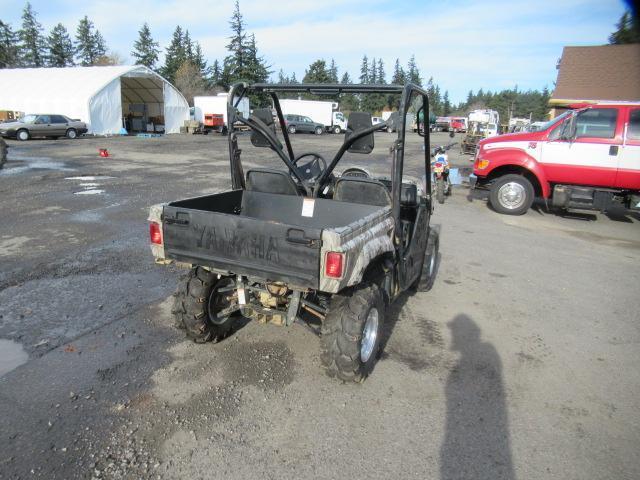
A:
[0,65,189,134]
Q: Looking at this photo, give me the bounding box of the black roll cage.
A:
[226,82,432,218]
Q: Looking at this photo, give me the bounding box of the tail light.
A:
[149,222,163,245]
[325,252,344,278]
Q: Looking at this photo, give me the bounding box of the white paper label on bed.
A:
[301,198,315,217]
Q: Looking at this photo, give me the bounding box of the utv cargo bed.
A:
[162,190,390,289]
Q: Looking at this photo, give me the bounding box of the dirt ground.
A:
[0,131,639,480]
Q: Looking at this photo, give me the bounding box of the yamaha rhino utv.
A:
[149,82,440,382]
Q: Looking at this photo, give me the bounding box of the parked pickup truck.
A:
[470,102,640,215]
[149,82,440,383]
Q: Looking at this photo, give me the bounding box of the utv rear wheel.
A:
[172,267,237,343]
[412,227,439,292]
[321,284,384,383]
[489,174,534,215]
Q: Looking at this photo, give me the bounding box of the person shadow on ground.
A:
[440,314,516,480]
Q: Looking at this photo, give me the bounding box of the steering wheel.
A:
[293,152,327,182]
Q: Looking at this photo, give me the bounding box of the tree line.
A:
[0,2,112,68]
[1,0,555,120]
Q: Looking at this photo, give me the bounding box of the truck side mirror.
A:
[346,112,374,154]
[416,106,425,137]
[560,113,577,141]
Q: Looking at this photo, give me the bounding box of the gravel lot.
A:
[0,131,639,480]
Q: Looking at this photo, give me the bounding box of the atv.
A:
[148,82,440,382]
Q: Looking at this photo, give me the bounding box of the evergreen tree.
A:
[0,20,20,68]
[608,10,640,44]
[247,34,269,81]
[303,59,331,83]
[19,2,46,67]
[161,25,186,82]
[46,23,74,67]
[131,23,159,69]
[191,42,208,78]
[277,68,288,83]
[93,30,107,58]
[443,90,451,116]
[359,55,369,84]
[391,59,405,84]
[184,30,194,59]
[75,16,104,66]
[223,0,249,85]
[340,71,358,112]
[377,58,385,84]
[210,59,222,86]
[407,54,421,86]
[369,57,377,84]
[328,58,338,82]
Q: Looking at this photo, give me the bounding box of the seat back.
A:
[246,169,299,196]
[401,183,418,206]
[334,177,391,207]
[345,112,374,154]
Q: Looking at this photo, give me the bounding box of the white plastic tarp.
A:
[0,66,189,135]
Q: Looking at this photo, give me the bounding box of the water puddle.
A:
[449,167,473,185]
[74,189,105,195]
[65,176,115,181]
[0,339,29,377]
[1,159,76,175]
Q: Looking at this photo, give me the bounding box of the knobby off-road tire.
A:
[172,267,236,343]
[0,138,7,169]
[436,178,445,204]
[412,227,440,292]
[321,284,385,383]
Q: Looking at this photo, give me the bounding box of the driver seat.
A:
[246,168,300,196]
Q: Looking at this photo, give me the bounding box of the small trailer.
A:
[193,94,250,134]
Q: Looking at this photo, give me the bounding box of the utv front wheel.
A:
[436,178,445,204]
[321,284,385,383]
[172,267,237,343]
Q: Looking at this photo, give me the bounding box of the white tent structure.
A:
[0,66,189,135]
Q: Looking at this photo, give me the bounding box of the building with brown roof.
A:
[550,44,640,117]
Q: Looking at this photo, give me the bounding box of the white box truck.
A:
[468,109,500,137]
[279,99,347,133]
[193,93,250,133]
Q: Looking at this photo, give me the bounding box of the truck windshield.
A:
[536,111,572,131]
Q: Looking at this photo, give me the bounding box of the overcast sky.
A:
[0,0,629,103]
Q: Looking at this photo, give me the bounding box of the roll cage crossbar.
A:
[226,82,431,214]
